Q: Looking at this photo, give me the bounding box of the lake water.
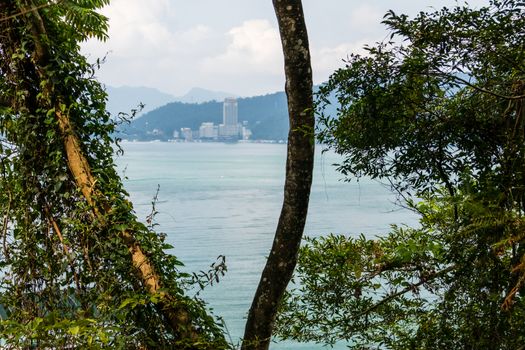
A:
[115,141,418,349]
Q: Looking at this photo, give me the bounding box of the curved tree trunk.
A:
[242,1,314,349]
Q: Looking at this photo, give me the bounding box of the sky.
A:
[81,0,490,98]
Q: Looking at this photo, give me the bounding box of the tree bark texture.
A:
[242,1,314,349]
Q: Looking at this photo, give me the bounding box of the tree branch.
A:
[357,265,456,318]
[0,1,62,23]
[437,70,525,100]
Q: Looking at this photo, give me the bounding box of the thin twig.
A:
[437,70,525,100]
[357,264,456,318]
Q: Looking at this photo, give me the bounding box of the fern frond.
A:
[59,0,109,41]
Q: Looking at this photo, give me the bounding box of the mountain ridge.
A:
[112,85,337,141]
[118,91,290,141]
[105,85,238,117]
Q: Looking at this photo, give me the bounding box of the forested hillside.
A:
[118,91,290,140]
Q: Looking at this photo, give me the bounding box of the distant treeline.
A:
[118,91,290,141]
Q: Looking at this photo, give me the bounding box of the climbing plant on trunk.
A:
[0,1,227,348]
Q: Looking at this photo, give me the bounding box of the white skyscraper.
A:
[220,97,240,138]
[223,97,238,126]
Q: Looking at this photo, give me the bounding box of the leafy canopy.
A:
[277,1,525,349]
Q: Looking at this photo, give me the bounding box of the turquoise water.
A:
[115,142,418,349]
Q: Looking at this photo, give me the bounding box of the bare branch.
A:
[437,70,525,100]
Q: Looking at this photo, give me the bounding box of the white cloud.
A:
[80,0,495,97]
[81,1,223,95]
[203,19,282,75]
[348,4,385,32]
[83,0,214,59]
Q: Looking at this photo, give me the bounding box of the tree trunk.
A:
[242,1,314,349]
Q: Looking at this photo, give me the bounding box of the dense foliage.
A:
[277,1,525,348]
[0,1,227,348]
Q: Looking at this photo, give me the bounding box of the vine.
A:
[0,1,228,348]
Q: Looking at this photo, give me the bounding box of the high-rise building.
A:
[223,97,238,126]
[220,97,240,138]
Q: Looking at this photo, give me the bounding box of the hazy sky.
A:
[81,0,490,97]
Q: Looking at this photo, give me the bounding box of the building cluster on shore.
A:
[173,98,252,142]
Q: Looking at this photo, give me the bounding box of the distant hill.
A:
[105,86,176,117]
[175,87,237,104]
[118,91,289,141]
[114,85,340,141]
[105,86,237,118]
